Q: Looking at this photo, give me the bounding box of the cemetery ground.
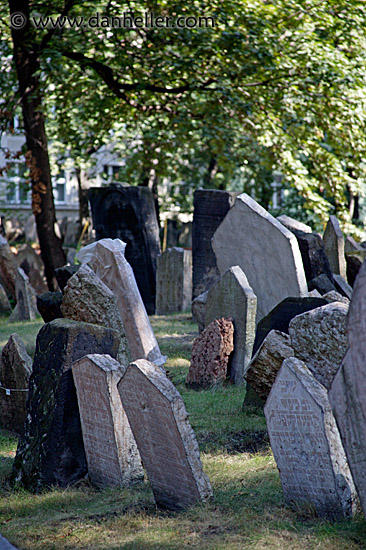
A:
[0,315,365,550]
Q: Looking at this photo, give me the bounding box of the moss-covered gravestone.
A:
[11,319,120,492]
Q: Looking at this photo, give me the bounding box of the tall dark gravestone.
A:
[88,184,161,314]
[192,189,238,300]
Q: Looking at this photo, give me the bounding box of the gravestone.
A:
[61,264,131,366]
[11,319,120,492]
[0,283,11,315]
[118,359,213,510]
[0,334,32,434]
[345,250,365,287]
[186,317,234,389]
[245,330,294,401]
[329,261,366,518]
[285,229,333,284]
[156,248,192,314]
[323,215,347,280]
[191,290,208,333]
[333,274,352,300]
[253,297,327,355]
[15,243,47,295]
[204,266,257,384]
[322,290,349,305]
[212,194,308,323]
[308,273,337,295]
[72,354,143,487]
[36,291,63,323]
[276,215,312,233]
[265,357,356,519]
[77,239,166,367]
[0,235,17,300]
[8,268,37,322]
[288,302,348,389]
[192,189,238,300]
[88,184,161,314]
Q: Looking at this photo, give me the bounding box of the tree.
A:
[5,0,66,288]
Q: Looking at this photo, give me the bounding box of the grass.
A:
[0,312,365,550]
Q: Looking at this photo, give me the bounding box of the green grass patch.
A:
[0,313,365,549]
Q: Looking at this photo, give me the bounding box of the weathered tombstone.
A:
[345,250,365,287]
[118,359,213,510]
[333,274,352,300]
[322,290,349,305]
[265,357,357,519]
[156,247,192,314]
[72,354,143,487]
[36,291,63,323]
[204,266,257,384]
[329,261,366,518]
[15,243,47,295]
[288,302,348,389]
[191,290,208,333]
[77,239,166,367]
[308,273,337,295]
[245,330,294,401]
[8,268,37,322]
[0,235,17,300]
[61,264,131,366]
[88,184,161,314]
[253,296,327,355]
[0,283,11,315]
[0,334,32,434]
[186,317,234,389]
[276,215,312,233]
[345,236,363,255]
[192,189,238,300]
[323,215,347,280]
[285,229,333,284]
[212,194,308,323]
[24,213,38,243]
[11,319,120,492]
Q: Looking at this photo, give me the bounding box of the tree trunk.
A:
[9,0,66,289]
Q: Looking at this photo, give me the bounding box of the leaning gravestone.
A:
[156,247,192,314]
[0,334,32,434]
[15,243,47,295]
[212,194,308,323]
[11,319,120,492]
[192,189,238,300]
[118,359,213,510]
[276,215,312,233]
[72,354,143,487]
[323,215,347,280]
[329,261,366,518]
[265,357,357,519]
[88,184,161,314]
[61,264,131,366]
[0,235,17,300]
[204,266,257,384]
[186,317,234,389]
[245,330,294,401]
[253,296,327,355]
[9,268,37,322]
[286,229,333,284]
[77,239,166,367]
[288,302,348,389]
[36,291,63,323]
